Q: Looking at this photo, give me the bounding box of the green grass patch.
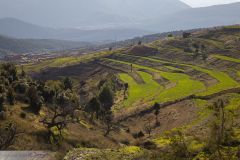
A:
[116,54,239,96]
[224,26,240,29]
[237,71,240,77]
[153,137,171,147]
[188,140,205,153]
[225,94,240,111]
[155,72,205,102]
[105,58,205,103]
[79,120,93,130]
[212,54,240,63]
[191,66,239,96]
[119,71,164,106]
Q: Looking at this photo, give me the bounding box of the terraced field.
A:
[152,93,240,149]
[103,58,206,106]
[212,54,240,63]
[115,54,239,95]
[21,51,111,72]
[119,71,164,106]
[103,52,239,107]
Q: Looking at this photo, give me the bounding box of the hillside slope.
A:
[0,35,91,54]
[1,26,240,160]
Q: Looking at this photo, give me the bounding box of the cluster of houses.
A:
[1,53,58,64]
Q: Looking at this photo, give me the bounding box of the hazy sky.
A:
[181,0,240,7]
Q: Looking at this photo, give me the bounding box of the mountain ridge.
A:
[144,2,240,32]
[0,18,152,42]
[0,0,190,28]
[1,2,240,42]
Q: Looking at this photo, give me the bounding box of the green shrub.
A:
[26,86,43,114]
[0,94,4,112]
[7,87,15,105]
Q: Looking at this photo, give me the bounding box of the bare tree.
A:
[153,102,160,126]
[144,120,153,137]
[102,111,114,136]
[0,123,19,150]
[168,130,190,159]
[123,83,129,99]
[40,91,79,145]
[40,104,75,145]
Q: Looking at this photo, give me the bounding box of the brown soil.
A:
[119,99,199,141]
[126,45,158,56]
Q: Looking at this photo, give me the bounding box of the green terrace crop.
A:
[20,51,112,72]
[104,58,205,106]
[119,71,164,106]
[103,52,240,107]
[212,54,240,63]
[115,54,239,96]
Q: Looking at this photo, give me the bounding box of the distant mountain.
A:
[145,2,240,32]
[101,0,190,20]
[1,2,240,42]
[0,0,190,28]
[0,35,91,54]
[0,18,57,39]
[0,18,151,42]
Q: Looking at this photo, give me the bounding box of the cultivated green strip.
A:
[119,71,164,106]
[104,58,205,103]
[116,54,239,96]
[212,54,240,63]
[21,51,112,72]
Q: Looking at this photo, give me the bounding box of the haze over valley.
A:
[0,0,240,43]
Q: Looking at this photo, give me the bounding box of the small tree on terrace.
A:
[98,84,115,136]
[27,85,43,114]
[21,66,26,78]
[123,83,129,99]
[153,102,161,126]
[144,119,153,137]
[130,64,133,72]
[200,44,208,61]
[103,110,114,136]
[98,85,114,112]
[7,87,15,105]
[86,97,101,120]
